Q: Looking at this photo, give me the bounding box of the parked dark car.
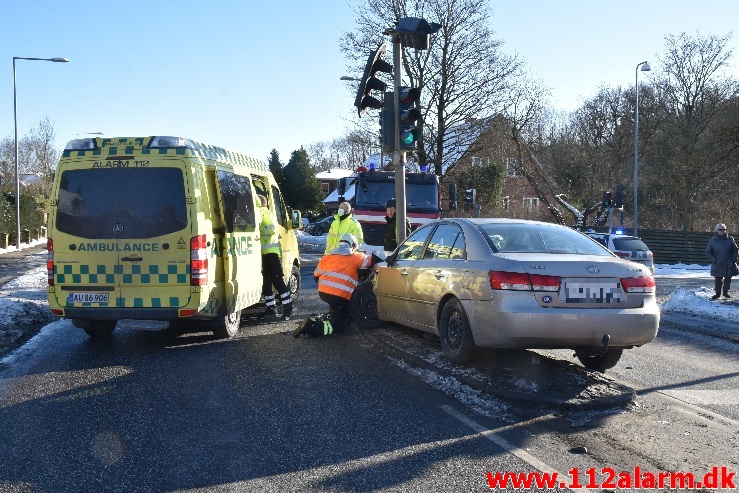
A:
[306,216,334,236]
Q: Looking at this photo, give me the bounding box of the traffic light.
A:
[448,183,458,210]
[602,190,612,208]
[398,86,422,151]
[354,43,393,118]
[464,188,476,204]
[614,184,626,209]
[380,92,395,152]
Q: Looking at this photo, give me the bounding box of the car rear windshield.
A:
[55,168,187,239]
[478,223,610,255]
[612,237,650,251]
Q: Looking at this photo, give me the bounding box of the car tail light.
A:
[647,251,654,258]
[489,271,561,291]
[47,238,54,286]
[621,275,656,293]
[190,235,208,286]
[613,251,630,258]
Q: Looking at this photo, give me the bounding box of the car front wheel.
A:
[439,299,478,364]
[349,281,383,330]
[575,348,623,371]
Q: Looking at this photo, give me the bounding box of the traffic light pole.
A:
[392,35,408,246]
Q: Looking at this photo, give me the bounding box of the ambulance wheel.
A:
[288,265,301,302]
[350,281,382,330]
[74,319,117,338]
[210,309,242,339]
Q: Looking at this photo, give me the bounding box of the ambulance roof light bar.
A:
[148,136,194,149]
[64,138,98,151]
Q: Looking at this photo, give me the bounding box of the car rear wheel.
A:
[312,226,324,236]
[73,319,117,338]
[439,299,478,364]
[575,347,623,371]
[350,281,383,330]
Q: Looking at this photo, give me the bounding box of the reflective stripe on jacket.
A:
[259,206,281,255]
[314,248,371,300]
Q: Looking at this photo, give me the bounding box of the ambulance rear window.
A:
[55,168,188,239]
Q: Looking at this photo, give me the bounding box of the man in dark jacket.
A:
[705,222,738,300]
[383,198,412,252]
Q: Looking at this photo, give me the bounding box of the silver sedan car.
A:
[351,218,659,371]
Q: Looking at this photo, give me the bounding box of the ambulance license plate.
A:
[68,292,109,303]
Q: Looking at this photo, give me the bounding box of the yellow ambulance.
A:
[46,136,301,338]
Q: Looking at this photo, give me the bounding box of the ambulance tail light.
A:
[47,238,55,286]
[190,235,208,286]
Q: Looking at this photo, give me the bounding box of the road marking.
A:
[442,405,597,493]
[661,389,739,405]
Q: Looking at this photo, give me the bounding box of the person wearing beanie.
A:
[706,222,738,300]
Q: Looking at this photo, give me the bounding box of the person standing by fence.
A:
[705,223,738,300]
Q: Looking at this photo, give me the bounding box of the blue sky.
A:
[2,0,737,164]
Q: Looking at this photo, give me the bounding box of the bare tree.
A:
[340,0,520,178]
[650,31,739,230]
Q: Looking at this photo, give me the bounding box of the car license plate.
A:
[68,292,109,303]
[564,281,623,304]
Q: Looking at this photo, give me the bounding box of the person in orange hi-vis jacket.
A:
[293,233,371,337]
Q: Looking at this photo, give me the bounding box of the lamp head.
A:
[641,62,651,72]
[51,58,69,63]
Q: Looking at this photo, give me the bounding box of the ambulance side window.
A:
[271,185,286,227]
[217,171,256,233]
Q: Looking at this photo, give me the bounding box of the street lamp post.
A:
[633,60,650,236]
[13,56,69,249]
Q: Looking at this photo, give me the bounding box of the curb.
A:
[359,326,636,412]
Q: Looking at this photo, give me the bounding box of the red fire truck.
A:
[330,167,441,247]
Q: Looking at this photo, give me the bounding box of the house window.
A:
[506,157,521,177]
[523,197,539,210]
[321,182,329,195]
[471,156,491,167]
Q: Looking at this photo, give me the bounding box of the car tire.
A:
[575,348,623,371]
[313,226,324,236]
[350,281,383,330]
[74,319,117,338]
[288,264,301,303]
[439,299,478,364]
[208,308,242,339]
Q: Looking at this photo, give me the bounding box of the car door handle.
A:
[121,255,143,262]
[434,270,444,279]
[401,270,409,276]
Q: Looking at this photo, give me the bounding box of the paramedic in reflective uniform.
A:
[293,233,370,337]
[324,202,364,253]
[258,195,292,319]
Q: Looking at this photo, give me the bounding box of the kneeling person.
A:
[294,234,371,337]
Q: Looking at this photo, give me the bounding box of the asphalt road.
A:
[1,247,737,491]
[0,243,47,288]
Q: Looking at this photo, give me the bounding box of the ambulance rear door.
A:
[53,159,192,315]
